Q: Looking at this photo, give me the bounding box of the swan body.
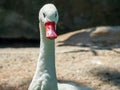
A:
[28,3,92,90]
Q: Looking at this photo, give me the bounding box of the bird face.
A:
[39,4,59,39]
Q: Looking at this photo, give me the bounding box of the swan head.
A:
[39,4,59,39]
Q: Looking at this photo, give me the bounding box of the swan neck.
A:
[33,21,58,90]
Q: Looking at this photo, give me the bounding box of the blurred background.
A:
[0,0,120,44]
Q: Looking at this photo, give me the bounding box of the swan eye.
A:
[43,13,46,18]
[55,13,57,17]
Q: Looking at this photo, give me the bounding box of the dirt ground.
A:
[0,29,120,90]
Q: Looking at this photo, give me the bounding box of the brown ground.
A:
[0,29,120,90]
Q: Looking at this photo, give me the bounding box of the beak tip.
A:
[46,34,57,39]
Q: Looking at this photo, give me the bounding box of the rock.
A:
[1,0,120,35]
[0,10,39,39]
[90,26,120,42]
[58,26,120,47]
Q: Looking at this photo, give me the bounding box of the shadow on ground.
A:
[0,79,93,90]
[90,67,120,88]
[58,30,120,48]
[0,38,39,48]
[57,30,120,55]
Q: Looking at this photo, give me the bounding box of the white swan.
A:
[28,3,92,90]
